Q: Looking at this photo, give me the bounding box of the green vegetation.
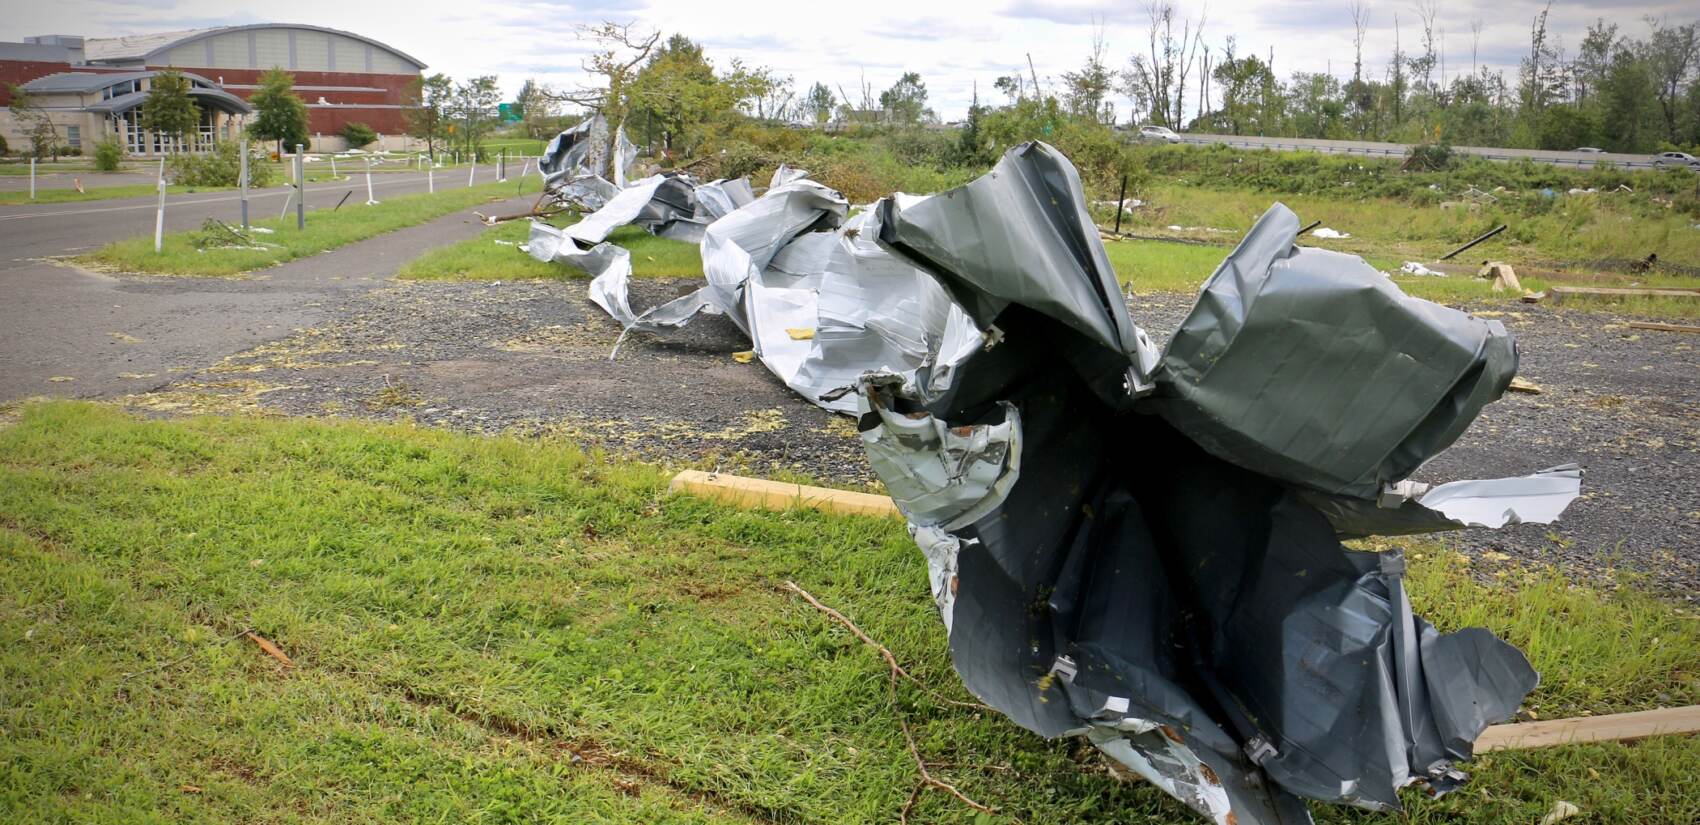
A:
[0,400,1696,823]
[168,141,274,188]
[0,183,230,205]
[340,121,378,149]
[398,217,701,281]
[92,138,124,171]
[75,181,525,276]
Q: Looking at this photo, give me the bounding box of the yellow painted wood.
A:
[667,470,900,518]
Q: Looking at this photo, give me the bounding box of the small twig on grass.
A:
[121,627,253,681]
[782,580,999,822]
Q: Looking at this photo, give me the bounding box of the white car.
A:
[1652,151,1700,168]
[1138,125,1182,144]
[1574,147,1602,153]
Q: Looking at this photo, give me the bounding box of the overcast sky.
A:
[4,1,1693,119]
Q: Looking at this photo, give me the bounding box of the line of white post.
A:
[239,136,250,229]
[152,158,166,253]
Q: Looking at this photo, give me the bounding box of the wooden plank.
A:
[1549,286,1700,304]
[1628,321,1700,334]
[1476,705,1700,752]
[667,470,900,519]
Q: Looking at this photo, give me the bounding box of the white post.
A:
[279,189,293,220]
[152,158,166,253]
[467,158,475,187]
[364,156,378,205]
[519,158,531,179]
[239,136,250,229]
[331,155,338,178]
[29,157,37,200]
[427,166,434,193]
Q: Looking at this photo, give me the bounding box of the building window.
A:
[65,126,80,149]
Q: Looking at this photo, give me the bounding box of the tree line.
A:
[1032,2,1699,154]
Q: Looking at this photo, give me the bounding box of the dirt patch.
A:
[127,277,1699,597]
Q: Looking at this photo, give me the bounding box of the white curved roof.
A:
[83,24,425,71]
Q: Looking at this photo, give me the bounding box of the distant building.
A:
[0,24,426,155]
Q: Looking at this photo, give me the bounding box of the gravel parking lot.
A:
[124,274,1699,597]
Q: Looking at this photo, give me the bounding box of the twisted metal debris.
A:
[524,136,1581,823]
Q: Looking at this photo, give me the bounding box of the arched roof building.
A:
[1,24,426,154]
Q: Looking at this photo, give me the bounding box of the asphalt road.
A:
[0,163,520,402]
[1165,132,1671,170]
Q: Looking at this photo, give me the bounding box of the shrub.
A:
[340,121,378,148]
[168,141,275,187]
[92,138,124,171]
[0,132,8,156]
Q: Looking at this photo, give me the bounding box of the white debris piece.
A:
[1312,227,1350,239]
[1400,261,1445,277]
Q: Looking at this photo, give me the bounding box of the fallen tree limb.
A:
[1628,321,1700,335]
[782,580,998,822]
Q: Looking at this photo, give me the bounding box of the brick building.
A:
[1,24,426,155]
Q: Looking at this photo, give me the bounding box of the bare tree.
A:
[543,21,660,127]
[1120,2,1208,129]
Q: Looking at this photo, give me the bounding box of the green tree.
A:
[403,73,453,159]
[1062,29,1115,124]
[450,75,501,159]
[803,82,835,127]
[1600,47,1658,152]
[139,69,200,153]
[878,72,931,125]
[249,68,309,156]
[627,35,729,155]
[516,78,558,138]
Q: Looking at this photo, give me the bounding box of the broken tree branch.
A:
[782,580,998,820]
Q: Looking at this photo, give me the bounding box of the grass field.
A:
[2,401,1697,824]
[398,217,706,281]
[0,183,234,205]
[74,181,534,277]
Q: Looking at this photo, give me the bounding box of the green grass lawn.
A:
[0,183,234,205]
[398,217,705,281]
[2,400,1696,823]
[74,182,532,277]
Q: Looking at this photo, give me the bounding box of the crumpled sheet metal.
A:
[1151,203,1518,499]
[539,166,977,413]
[538,115,638,186]
[853,141,1573,824]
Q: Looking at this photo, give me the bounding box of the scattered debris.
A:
[1521,291,1545,303]
[1400,261,1445,277]
[1539,800,1583,824]
[1628,321,1700,334]
[1548,286,1700,304]
[179,784,204,794]
[1509,377,1544,394]
[543,141,1582,825]
[1311,227,1350,239]
[1478,261,1522,292]
[1440,223,1508,261]
[1628,252,1658,274]
[193,218,280,251]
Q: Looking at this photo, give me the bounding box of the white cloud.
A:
[2,0,1690,120]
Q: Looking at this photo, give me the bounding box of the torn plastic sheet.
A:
[851,141,1574,824]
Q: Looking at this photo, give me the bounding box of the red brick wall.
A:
[0,59,415,134]
[148,65,417,134]
[0,60,128,105]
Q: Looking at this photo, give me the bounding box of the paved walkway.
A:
[0,193,529,402]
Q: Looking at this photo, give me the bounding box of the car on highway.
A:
[1574,147,1603,153]
[1137,125,1182,143]
[1652,151,1700,168]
